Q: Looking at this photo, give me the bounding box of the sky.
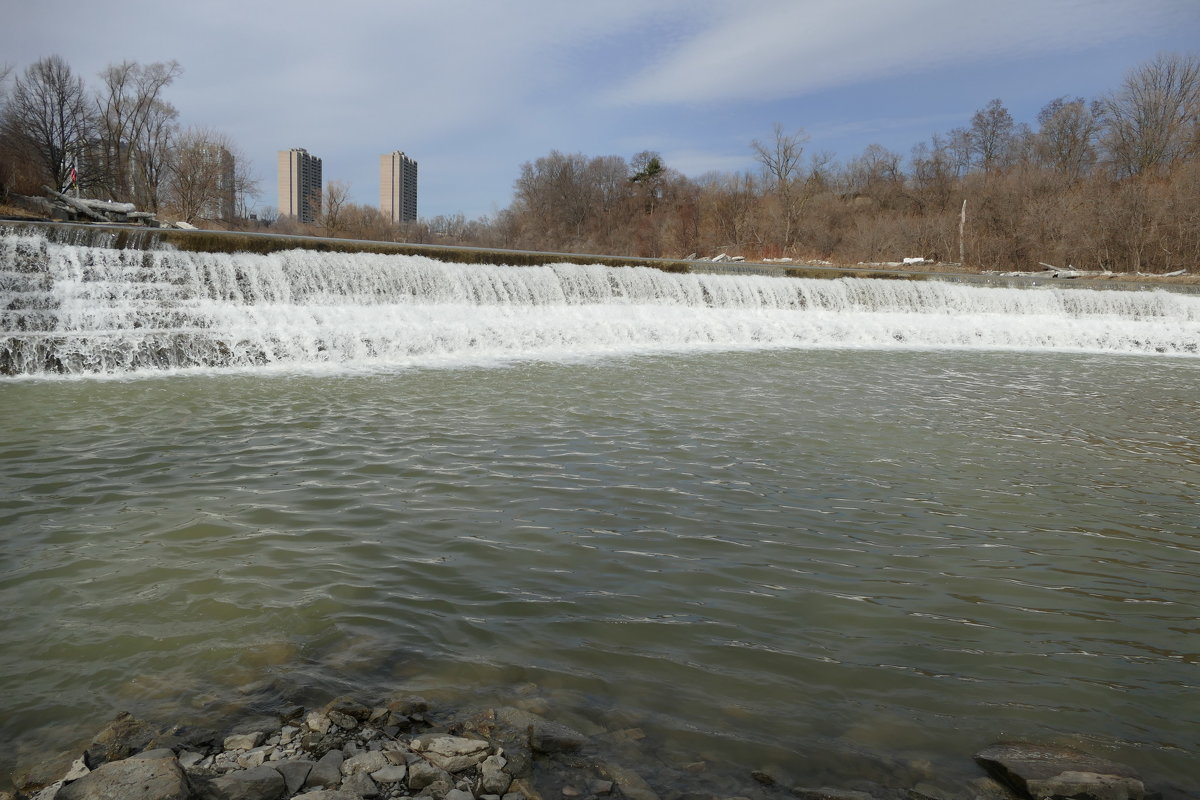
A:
[3,0,1198,220]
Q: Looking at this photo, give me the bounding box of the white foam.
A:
[3,233,1199,376]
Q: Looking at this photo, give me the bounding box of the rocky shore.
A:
[6,688,1175,800]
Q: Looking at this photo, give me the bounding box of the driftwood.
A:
[41,186,159,226]
[43,186,108,222]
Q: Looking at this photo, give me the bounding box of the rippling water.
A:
[2,349,1198,792]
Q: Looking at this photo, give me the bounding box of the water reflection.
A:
[1,349,1198,791]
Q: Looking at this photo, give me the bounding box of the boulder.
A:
[84,712,157,767]
[792,789,876,800]
[274,760,314,794]
[340,751,389,776]
[974,743,1144,800]
[479,754,512,795]
[410,735,491,772]
[340,771,378,797]
[368,764,408,784]
[198,765,285,800]
[407,759,451,792]
[223,732,266,751]
[304,750,344,789]
[529,720,586,754]
[57,756,190,800]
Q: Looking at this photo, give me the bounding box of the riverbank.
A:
[10,687,1175,800]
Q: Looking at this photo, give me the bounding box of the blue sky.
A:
[4,0,1198,219]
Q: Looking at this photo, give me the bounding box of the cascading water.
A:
[3,229,1199,376]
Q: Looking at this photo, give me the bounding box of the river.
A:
[1,230,1198,793]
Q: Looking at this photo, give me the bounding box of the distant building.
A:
[278,148,322,223]
[380,151,418,222]
[200,145,236,221]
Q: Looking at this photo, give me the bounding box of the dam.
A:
[2,222,1198,795]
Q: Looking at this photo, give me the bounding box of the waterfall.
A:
[3,229,1199,376]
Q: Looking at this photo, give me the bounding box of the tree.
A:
[1102,52,1200,176]
[0,55,95,192]
[1035,97,1101,181]
[970,99,1015,173]
[95,60,181,206]
[629,150,666,214]
[165,127,255,223]
[751,123,809,248]
[321,179,352,235]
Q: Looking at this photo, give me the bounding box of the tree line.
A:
[3,52,1197,272]
[0,55,257,222]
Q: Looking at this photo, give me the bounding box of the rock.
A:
[178,750,205,770]
[305,750,345,789]
[968,777,1023,800]
[84,712,157,767]
[386,695,429,716]
[369,764,408,783]
[236,746,272,769]
[292,792,360,800]
[341,751,390,776]
[130,749,177,761]
[304,712,331,735]
[588,779,614,795]
[529,720,586,755]
[908,783,958,800]
[600,763,660,800]
[58,756,190,800]
[198,765,285,800]
[974,743,1144,800]
[342,771,379,797]
[446,790,474,800]
[224,732,266,751]
[411,735,491,772]
[275,760,314,794]
[478,754,512,795]
[326,711,358,730]
[407,760,451,792]
[325,697,372,722]
[791,789,876,800]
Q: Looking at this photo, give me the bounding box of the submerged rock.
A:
[57,755,189,800]
[974,742,1144,800]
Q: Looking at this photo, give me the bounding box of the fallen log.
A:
[43,186,107,222]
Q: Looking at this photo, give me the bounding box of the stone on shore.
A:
[57,755,190,800]
[197,764,285,800]
[792,788,877,800]
[410,734,491,772]
[304,750,344,789]
[274,759,314,794]
[83,711,157,767]
[223,732,266,752]
[974,743,1145,800]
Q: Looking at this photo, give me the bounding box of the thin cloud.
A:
[608,0,1188,107]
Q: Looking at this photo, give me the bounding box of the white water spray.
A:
[2,232,1199,375]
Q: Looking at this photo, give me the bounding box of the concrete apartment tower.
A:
[380,151,418,222]
[278,148,322,223]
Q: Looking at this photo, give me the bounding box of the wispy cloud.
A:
[607,0,1189,107]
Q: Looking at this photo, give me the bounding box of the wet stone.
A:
[275,759,314,794]
[305,749,345,789]
[223,731,266,752]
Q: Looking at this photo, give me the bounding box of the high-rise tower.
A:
[380,151,418,223]
[277,148,322,223]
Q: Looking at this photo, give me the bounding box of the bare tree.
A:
[321,179,352,236]
[165,127,255,223]
[1102,52,1200,176]
[970,99,1015,174]
[0,55,95,192]
[751,122,809,248]
[95,60,181,205]
[1035,97,1101,181]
